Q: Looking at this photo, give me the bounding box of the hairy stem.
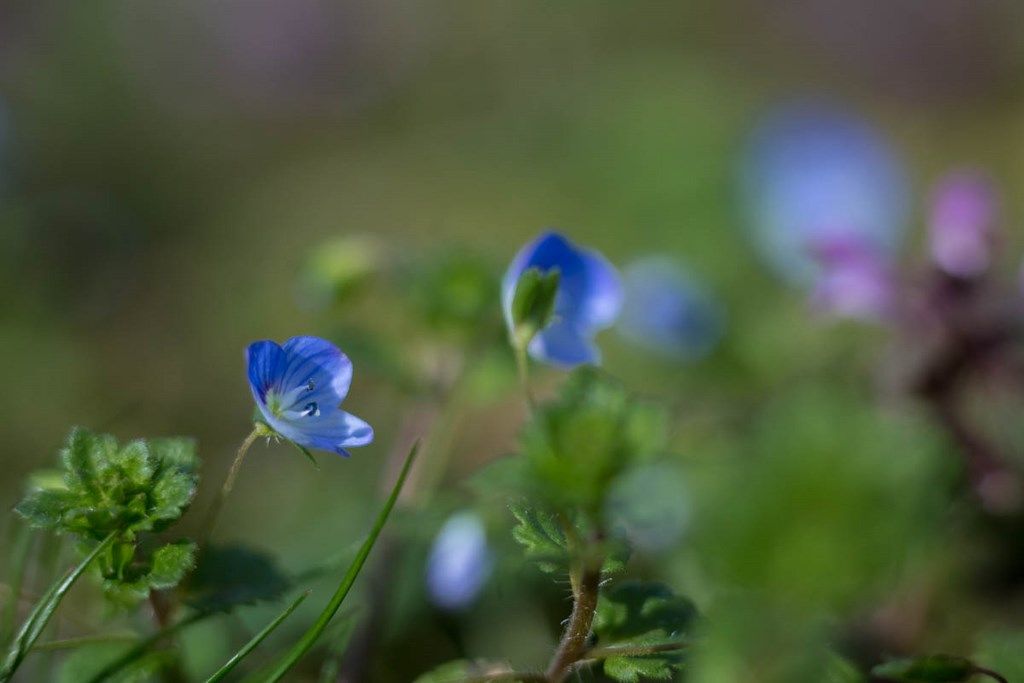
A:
[201,426,261,544]
[513,344,536,411]
[545,567,601,682]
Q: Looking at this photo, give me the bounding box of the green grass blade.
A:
[82,611,211,683]
[205,591,309,683]
[1,525,34,647]
[0,532,115,681]
[261,440,419,682]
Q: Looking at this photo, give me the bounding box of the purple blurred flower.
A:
[502,231,622,368]
[247,336,373,456]
[741,101,909,285]
[809,234,895,321]
[425,511,492,611]
[617,257,725,360]
[929,170,998,279]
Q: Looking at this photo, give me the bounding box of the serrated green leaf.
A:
[148,542,196,590]
[60,428,102,498]
[510,502,568,573]
[591,581,696,683]
[110,441,154,489]
[148,438,198,472]
[15,490,77,529]
[150,471,197,523]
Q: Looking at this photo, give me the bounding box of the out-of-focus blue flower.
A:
[425,511,492,610]
[929,170,998,279]
[246,336,373,456]
[617,257,725,361]
[809,234,895,321]
[741,102,909,285]
[502,231,622,368]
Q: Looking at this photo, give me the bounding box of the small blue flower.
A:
[741,101,909,285]
[425,511,493,610]
[502,231,622,368]
[246,336,373,456]
[617,257,725,361]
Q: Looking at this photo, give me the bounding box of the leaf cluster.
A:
[509,502,627,576]
[15,427,200,604]
[591,580,697,682]
[518,370,667,515]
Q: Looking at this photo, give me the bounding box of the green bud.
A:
[510,267,560,350]
[872,655,975,682]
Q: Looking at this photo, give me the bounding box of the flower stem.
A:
[513,344,536,411]
[544,566,601,682]
[201,426,262,544]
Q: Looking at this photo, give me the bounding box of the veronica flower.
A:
[617,257,725,360]
[928,170,998,279]
[246,336,373,455]
[809,234,895,321]
[502,231,622,368]
[425,511,493,610]
[741,101,908,285]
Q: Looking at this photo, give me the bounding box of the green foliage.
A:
[14,428,200,605]
[509,502,627,575]
[519,370,667,515]
[183,545,290,612]
[58,642,172,683]
[510,267,560,348]
[871,655,975,682]
[413,660,531,682]
[592,580,696,682]
[412,253,500,337]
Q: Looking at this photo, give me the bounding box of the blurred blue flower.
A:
[809,234,895,321]
[929,170,998,279]
[502,231,622,368]
[247,336,373,456]
[617,257,725,360]
[425,511,492,611]
[741,102,909,285]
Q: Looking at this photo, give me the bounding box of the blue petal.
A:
[246,340,288,403]
[502,231,622,334]
[279,336,352,403]
[529,320,600,368]
[270,409,374,456]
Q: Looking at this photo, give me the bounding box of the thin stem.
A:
[513,344,536,411]
[544,566,601,682]
[202,426,262,544]
[973,667,1009,683]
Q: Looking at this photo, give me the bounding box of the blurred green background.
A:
[2,1,1024,681]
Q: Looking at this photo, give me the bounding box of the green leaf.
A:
[518,371,667,515]
[15,490,76,529]
[871,655,976,682]
[413,660,535,683]
[510,502,630,576]
[511,267,560,348]
[0,532,116,681]
[204,591,309,682]
[510,502,568,573]
[591,581,696,683]
[263,440,419,682]
[286,439,320,470]
[184,545,290,612]
[148,541,196,590]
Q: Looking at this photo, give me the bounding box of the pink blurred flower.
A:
[809,234,895,321]
[928,170,998,279]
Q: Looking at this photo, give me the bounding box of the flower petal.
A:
[280,336,353,402]
[578,250,622,330]
[246,340,288,403]
[529,320,600,368]
[271,409,374,456]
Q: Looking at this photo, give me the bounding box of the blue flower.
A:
[502,231,622,368]
[617,257,725,361]
[425,511,493,610]
[246,336,373,456]
[741,101,909,285]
